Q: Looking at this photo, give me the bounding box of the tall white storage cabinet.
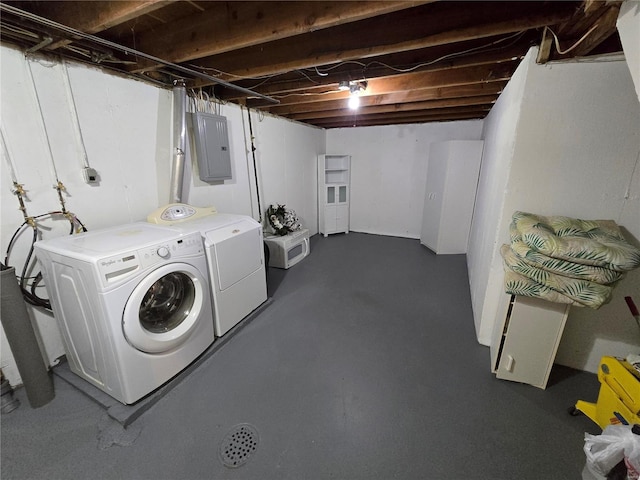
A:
[420,140,483,254]
[318,154,351,237]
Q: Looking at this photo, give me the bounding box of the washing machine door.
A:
[123,263,206,353]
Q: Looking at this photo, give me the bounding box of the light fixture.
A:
[338,80,350,91]
[346,80,367,110]
[348,94,360,110]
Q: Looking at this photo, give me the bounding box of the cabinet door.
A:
[495,296,570,389]
[327,186,336,205]
[324,205,337,232]
[336,204,349,232]
[337,185,348,204]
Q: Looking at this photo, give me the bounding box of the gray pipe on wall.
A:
[169,79,187,204]
[0,267,54,407]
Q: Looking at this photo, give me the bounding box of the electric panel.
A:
[190,112,232,182]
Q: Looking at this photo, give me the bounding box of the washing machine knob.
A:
[156,246,170,258]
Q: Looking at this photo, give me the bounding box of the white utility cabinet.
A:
[420,140,483,254]
[318,154,350,237]
[490,293,570,389]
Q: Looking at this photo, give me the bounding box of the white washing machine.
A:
[34,222,215,405]
[148,205,267,337]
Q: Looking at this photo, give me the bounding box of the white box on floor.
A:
[264,229,310,269]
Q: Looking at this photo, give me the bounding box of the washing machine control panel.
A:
[97,233,203,287]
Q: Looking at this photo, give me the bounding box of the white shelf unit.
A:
[420,140,483,254]
[318,154,351,237]
[490,293,570,389]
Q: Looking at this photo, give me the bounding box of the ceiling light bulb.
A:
[348,94,360,110]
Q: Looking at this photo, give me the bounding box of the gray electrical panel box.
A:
[190,112,232,182]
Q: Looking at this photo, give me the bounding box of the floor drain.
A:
[219,423,259,468]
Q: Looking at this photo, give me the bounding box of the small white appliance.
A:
[263,228,310,269]
[34,223,215,405]
[148,205,267,337]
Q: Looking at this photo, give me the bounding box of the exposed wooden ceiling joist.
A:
[191,1,577,86]
[19,0,176,33]
[246,61,517,109]
[219,37,530,100]
[286,95,497,121]
[126,1,435,72]
[267,82,508,116]
[536,0,622,63]
[0,1,622,129]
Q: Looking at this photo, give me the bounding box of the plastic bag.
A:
[584,426,628,476]
[584,425,640,477]
[625,426,640,480]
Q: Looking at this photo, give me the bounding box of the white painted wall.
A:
[182,106,323,232]
[182,104,256,218]
[467,49,531,345]
[249,113,324,235]
[0,45,324,385]
[469,47,640,373]
[618,0,640,102]
[1,47,172,384]
[326,121,483,239]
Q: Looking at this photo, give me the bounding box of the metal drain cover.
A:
[219,423,259,468]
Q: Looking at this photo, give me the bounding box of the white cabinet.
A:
[490,293,570,389]
[420,140,483,254]
[318,154,350,237]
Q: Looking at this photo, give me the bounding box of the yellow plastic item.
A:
[147,203,217,225]
[575,356,640,429]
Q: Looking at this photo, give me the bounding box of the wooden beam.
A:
[223,39,529,99]
[247,61,517,108]
[536,27,553,64]
[309,104,492,123]
[20,0,175,33]
[370,62,516,94]
[558,4,621,57]
[308,110,489,128]
[559,0,620,36]
[127,1,434,72]
[320,115,487,128]
[22,0,177,51]
[190,2,577,82]
[286,95,497,120]
[267,81,507,115]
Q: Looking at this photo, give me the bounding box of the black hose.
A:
[3,210,85,312]
[18,230,51,311]
[19,228,37,290]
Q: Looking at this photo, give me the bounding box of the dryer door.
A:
[123,263,205,353]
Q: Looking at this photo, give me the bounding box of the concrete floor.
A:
[1,232,600,479]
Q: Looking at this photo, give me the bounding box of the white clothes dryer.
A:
[148,206,267,337]
[34,223,215,405]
